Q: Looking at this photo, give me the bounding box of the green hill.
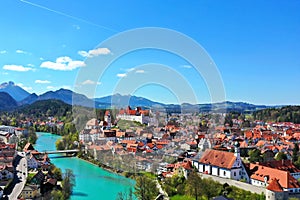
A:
[15,99,72,120]
[253,106,300,123]
[0,92,18,110]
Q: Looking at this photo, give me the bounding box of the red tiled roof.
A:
[156,140,169,145]
[121,140,136,144]
[260,160,300,174]
[256,140,266,147]
[266,179,284,192]
[250,163,300,189]
[166,164,175,168]
[147,143,154,149]
[199,149,236,169]
[182,160,193,170]
[240,141,248,148]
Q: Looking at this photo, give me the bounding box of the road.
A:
[155,180,169,200]
[5,152,28,200]
[201,173,266,195]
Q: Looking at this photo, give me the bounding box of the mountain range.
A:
[0,81,277,112]
[0,81,30,101]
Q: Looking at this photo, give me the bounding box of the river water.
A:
[34,132,135,200]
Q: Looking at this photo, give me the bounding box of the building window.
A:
[224,171,226,176]
[234,172,236,176]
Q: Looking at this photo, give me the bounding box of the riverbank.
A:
[77,153,138,179]
[35,132,135,200]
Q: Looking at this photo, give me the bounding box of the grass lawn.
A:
[140,171,156,180]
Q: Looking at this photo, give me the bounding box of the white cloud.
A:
[16,83,32,91]
[0,50,7,54]
[35,80,51,84]
[181,65,192,69]
[81,80,101,85]
[73,24,80,30]
[40,57,44,61]
[3,64,33,72]
[135,69,145,73]
[27,64,34,67]
[40,56,86,71]
[117,73,127,78]
[78,47,111,58]
[16,49,29,54]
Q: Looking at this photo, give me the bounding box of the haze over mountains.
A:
[0,81,275,112]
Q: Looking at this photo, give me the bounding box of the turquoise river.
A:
[34,132,135,200]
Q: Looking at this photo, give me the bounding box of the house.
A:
[14,128,28,137]
[19,185,41,199]
[265,178,288,200]
[198,138,212,151]
[0,166,14,180]
[104,111,112,129]
[85,118,99,129]
[79,128,102,144]
[249,163,300,194]
[258,160,300,180]
[26,152,39,169]
[174,160,193,179]
[194,143,249,182]
[30,170,45,185]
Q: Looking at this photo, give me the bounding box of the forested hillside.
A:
[16,99,73,120]
[253,106,300,123]
[0,92,18,110]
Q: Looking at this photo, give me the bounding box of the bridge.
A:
[37,149,80,155]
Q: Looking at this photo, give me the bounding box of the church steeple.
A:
[234,141,240,157]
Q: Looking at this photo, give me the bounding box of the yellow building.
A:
[20,185,41,199]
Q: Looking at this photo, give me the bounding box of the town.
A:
[0,124,72,199]
[1,103,300,199]
[75,106,300,200]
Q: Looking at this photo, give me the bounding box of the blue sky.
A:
[0,0,299,105]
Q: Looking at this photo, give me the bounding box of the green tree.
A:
[28,126,37,144]
[10,117,17,127]
[295,156,300,169]
[275,152,287,161]
[185,171,202,200]
[249,149,262,163]
[292,143,299,162]
[56,139,65,150]
[61,169,76,199]
[116,188,133,200]
[134,176,159,200]
[51,165,62,181]
[51,189,64,200]
[201,178,222,199]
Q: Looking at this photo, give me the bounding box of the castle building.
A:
[116,106,150,125]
